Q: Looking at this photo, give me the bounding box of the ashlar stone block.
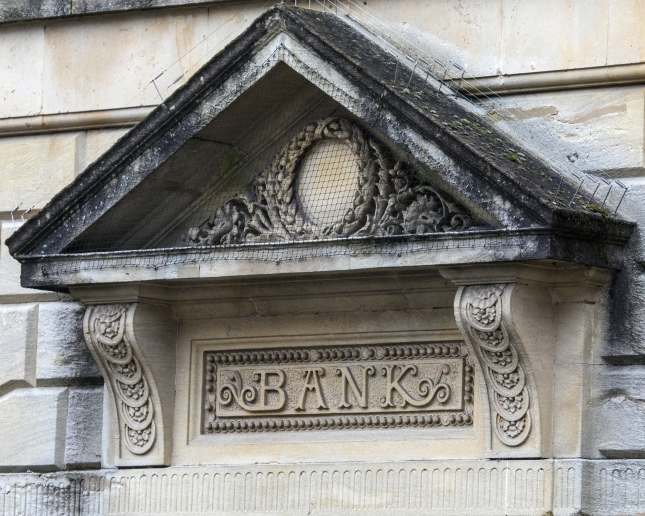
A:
[0,388,68,470]
[485,85,645,175]
[0,24,44,119]
[0,133,77,213]
[64,387,102,468]
[0,303,38,391]
[585,364,645,458]
[36,301,100,382]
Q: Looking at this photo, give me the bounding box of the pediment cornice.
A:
[5,5,634,289]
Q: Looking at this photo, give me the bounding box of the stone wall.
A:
[1,1,645,514]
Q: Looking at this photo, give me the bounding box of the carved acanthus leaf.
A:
[188,118,473,246]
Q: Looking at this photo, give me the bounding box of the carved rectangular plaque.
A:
[202,343,474,433]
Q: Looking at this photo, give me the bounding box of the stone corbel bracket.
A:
[83,303,175,467]
[455,284,537,454]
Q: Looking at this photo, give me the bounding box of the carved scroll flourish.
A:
[458,285,531,447]
[203,342,474,433]
[187,118,472,246]
[83,304,156,455]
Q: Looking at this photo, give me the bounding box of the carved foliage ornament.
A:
[83,304,156,455]
[459,285,531,447]
[188,118,472,246]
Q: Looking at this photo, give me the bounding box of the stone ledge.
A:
[0,459,642,515]
[0,0,231,24]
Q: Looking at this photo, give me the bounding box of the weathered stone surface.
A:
[1,221,60,303]
[0,388,68,470]
[0,133,77,212]
[6,6,633,289]
[0,0,229,23]
[604,180,645,359]
[376,0,644,77]
[0,303,38,391]
[585,364,645,458]
[36,301,100,382]
[63,387,102,468]
[75,128,129,173]
[0,23,44,118]
[41,6,210,113]
[486,85,645,176]
[0,0,70,23]
[0,4,644,515]
[2,0,643,83]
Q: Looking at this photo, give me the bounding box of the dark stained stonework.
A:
[0,0,229,24]
[5,5,634,289]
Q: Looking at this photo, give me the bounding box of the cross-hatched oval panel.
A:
[296,139,359,228]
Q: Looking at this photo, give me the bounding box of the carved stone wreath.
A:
[187,118,472,246]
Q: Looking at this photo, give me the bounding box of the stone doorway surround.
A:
[71,264,607,469]
[3,5,642,515]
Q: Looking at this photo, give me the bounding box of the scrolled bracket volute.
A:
[83,302,175,467]
[455,284,541,455]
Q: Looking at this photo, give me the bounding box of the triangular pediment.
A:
[6,6,633,288]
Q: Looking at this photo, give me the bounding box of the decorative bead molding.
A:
[455,284,533,448]
[188,118,474,246]
[83,304,158,458]
[203,342,474,433]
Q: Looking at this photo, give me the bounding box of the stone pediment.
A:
[187,117,476,247]
[5,5,633,288]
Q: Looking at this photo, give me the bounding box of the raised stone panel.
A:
[0,303,38,391]
[202,342,473,434]
[36,301,100,382]
[0,388,68,470]
[1,221,57,302]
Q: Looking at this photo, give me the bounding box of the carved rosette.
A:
[188,118,473,246]
[83,304,156,455]
[457,285,532,447]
